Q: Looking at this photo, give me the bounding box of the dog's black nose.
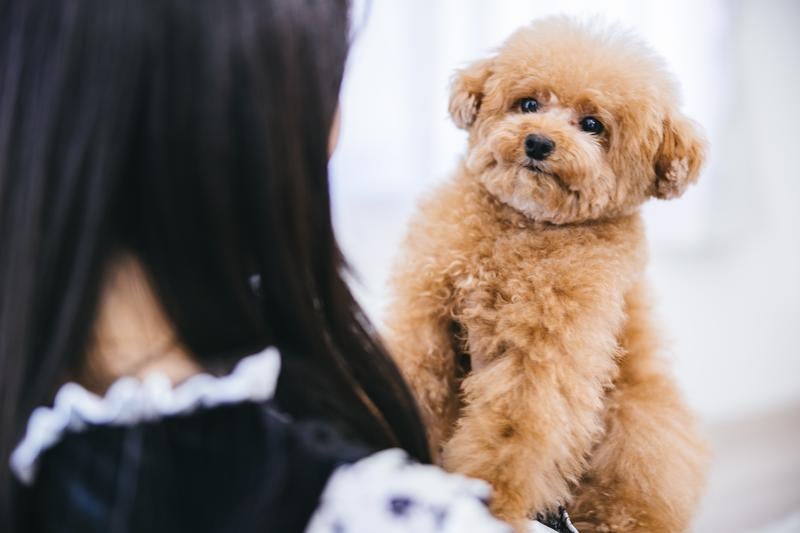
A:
[524,134,555,160]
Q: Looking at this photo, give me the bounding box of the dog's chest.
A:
[449,230,565,368]
[451,228,559,310]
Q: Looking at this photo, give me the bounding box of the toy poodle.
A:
[385,17,709,533]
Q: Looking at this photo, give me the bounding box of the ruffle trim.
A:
[10,346,280,485]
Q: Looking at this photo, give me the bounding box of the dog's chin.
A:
[479,161,576,223]
[481,164,552,222]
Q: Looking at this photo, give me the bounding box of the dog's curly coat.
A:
[385,18,709,533]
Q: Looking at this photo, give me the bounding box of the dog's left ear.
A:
[448,58,493,130]
[652,112,707,199]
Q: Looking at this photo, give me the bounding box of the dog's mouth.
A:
[523,161,571,193]
[523,160,554,176]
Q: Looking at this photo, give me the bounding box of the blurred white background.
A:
[329,1,800,531]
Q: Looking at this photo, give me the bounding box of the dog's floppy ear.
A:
[448,58,493,130]
[653,113,707,199]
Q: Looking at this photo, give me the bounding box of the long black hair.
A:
[0,0,430,525]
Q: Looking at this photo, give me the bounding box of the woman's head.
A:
[0,0,429,523]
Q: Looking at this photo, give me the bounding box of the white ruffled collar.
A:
[10,346,281,485]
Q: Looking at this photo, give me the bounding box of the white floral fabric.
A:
[306,448,514,533]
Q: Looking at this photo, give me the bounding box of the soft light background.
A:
[329,1,800,531]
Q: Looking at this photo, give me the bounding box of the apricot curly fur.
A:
[385,17,709,533]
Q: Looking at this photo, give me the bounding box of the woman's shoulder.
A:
[10,346,284,484]
[13,347,364,531]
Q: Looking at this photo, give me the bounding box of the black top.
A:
[21,402,369,533]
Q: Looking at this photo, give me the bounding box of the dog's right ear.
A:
[448,58,493,130]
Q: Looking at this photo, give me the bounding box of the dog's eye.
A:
[519,98,540,113]
[580,116,604,134]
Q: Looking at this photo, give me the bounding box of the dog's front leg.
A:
[441,272,630,531]
[569,284,709,533]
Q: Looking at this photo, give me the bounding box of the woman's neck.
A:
[80,253,200,392]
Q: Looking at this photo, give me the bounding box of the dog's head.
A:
[450,18,706,224]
